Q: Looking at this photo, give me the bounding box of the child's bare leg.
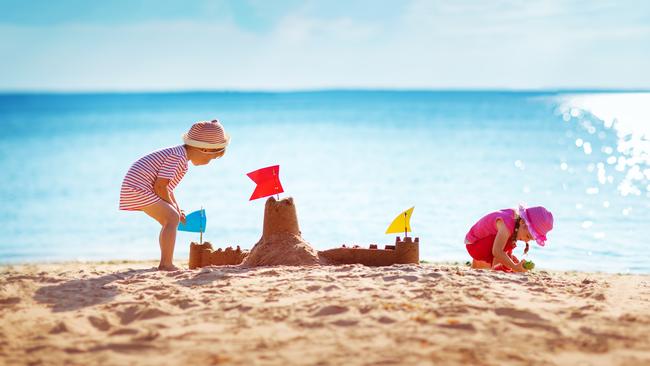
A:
[471,259,492,270]
[143,200,180,270]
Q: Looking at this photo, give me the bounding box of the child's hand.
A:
[513,261,528,273]
[179,210,187,224]
[522,260,535,270]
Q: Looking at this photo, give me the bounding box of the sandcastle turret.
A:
[395,236,419,264]
[261,196,301,237]
[242,197,320,267]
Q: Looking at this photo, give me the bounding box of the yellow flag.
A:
[385,206,414,234]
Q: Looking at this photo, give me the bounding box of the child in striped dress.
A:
[119,120,230,271]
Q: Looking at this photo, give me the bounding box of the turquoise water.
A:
[1,91,648,273]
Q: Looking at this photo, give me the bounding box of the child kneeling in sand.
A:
[119,120,230,271]
[464,205,553,272]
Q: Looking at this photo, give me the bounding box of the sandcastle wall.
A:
[318,236,419,266]
[189,242,249,269]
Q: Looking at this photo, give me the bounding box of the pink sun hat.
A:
[518,205,553,246]
[182,120,231,149]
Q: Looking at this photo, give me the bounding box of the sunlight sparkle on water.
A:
[560,93,650,199]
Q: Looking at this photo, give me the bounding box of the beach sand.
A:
[1,261,649,366]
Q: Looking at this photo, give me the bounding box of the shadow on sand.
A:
[174,266,258,287]
[33,268,156,312]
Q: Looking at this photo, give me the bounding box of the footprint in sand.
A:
[143,284,167,291]
[87,315,112,331]
[333,265,357,272]
[494,307,546,322]
[109,327,140,336]
[305,285,322,292]
[398,266,418,272]
[312,305,349,316]
[153,292,173,300]
[259,270,281,276]
[170,298,198,309]
[132,329,160,342]
[322,284,341,291]
[377,316,396,324]
[383,275,419,282]
[49,321,69,334]
[331,319,359,327]
[89,342,156,354]
[0,297,20,305]
[116,305,170,325]
[224,303,253,312]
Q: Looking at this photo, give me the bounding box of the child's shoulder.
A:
[481,208,515,220]
[147,145,185,157]
[495,208,517,228]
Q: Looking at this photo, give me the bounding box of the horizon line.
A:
[0,87,649,95]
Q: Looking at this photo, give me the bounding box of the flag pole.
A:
[274,167,279,200]
[200,206,204,244]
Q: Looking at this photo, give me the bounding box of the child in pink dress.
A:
[465,205,553,272]
[119,120,230,270]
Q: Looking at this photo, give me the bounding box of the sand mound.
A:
[242,197,320,267]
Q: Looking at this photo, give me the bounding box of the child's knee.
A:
[162,211,180,227]
[471,260,491,269]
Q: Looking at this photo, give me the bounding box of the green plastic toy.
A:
[522,260,535,270]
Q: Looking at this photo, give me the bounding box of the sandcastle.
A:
[188,243,248,269]
[188,196,419,268]
[318,236,419,266]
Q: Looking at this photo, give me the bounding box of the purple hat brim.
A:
[519,205,546,247]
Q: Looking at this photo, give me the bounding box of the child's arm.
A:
[153,178,186,223]
[169,190,181,213]
[491,219,526,272]
[169,190,186,224]
[153,178,176,208]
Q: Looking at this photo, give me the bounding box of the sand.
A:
[1,261,649,366]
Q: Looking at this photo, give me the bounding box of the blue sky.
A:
[0,0,648,91]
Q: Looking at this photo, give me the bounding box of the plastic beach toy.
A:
[178,209,207,243]
[385,206,415,237]
[247,165,284,201]
[522,260,535,270]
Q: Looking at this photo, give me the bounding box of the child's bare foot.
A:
[158,263,180,271]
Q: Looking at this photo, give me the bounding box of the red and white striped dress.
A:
[119,145,188,211]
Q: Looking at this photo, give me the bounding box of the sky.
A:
[0,0,649,91]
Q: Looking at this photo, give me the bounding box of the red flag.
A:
[247,165,284,201]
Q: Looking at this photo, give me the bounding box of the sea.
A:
[1,91,648,273]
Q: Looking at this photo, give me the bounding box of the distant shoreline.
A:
[1,88,649,96]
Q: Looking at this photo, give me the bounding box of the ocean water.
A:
[0,91,648,273]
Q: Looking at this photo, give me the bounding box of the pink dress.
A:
[119,145,188,211]
[465,209,517,264]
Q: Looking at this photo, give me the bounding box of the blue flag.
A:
[177,209,206,233]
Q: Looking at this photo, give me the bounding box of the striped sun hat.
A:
[182,120,230,149]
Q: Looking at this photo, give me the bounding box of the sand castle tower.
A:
[242,196,320,267]
[394,236,419,264]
